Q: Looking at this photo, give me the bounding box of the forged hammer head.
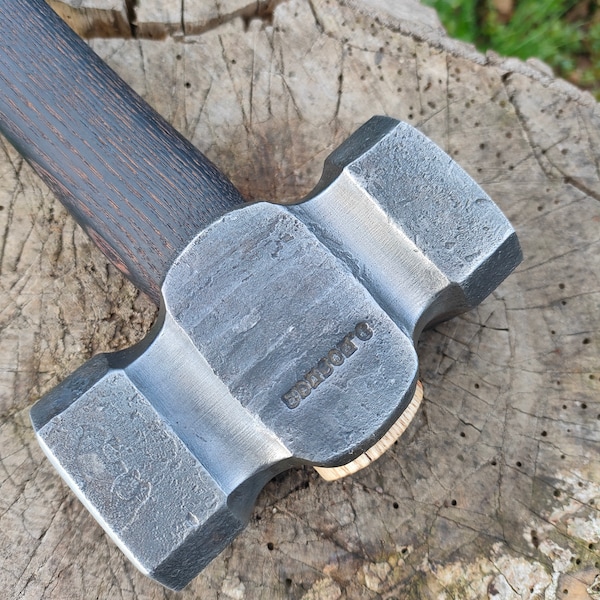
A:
[31,117,521,589]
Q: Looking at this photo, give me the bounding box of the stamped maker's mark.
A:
[282,321,374,409]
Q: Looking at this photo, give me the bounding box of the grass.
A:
[421,0,600,98]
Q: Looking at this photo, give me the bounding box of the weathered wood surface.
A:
[1,0,599,598]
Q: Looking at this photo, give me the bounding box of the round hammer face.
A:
[163,202,418,467]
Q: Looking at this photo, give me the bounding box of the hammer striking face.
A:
[1,0,521,591]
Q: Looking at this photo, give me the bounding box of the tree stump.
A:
[1,1,599,598]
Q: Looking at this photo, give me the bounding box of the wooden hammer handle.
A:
[0,0,245,302]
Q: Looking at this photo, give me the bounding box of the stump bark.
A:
[1,1,599,598]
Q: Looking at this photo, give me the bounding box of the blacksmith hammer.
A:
[0,0,522,590]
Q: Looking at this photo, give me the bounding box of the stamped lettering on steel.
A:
[282,322,374,409]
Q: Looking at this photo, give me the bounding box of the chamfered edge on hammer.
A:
[31,359,246,591]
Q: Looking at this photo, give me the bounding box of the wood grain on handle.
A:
[0,0,245,302]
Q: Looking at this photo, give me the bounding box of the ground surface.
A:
[1,1,599,598]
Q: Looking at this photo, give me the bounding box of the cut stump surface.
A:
[1,1,599,598]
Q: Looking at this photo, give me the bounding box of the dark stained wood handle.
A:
[0,0,245,302]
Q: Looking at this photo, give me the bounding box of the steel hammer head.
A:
[30,117,521,589]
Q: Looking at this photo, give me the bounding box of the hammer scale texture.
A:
[0,0,245,303]
[0,0,524,592]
